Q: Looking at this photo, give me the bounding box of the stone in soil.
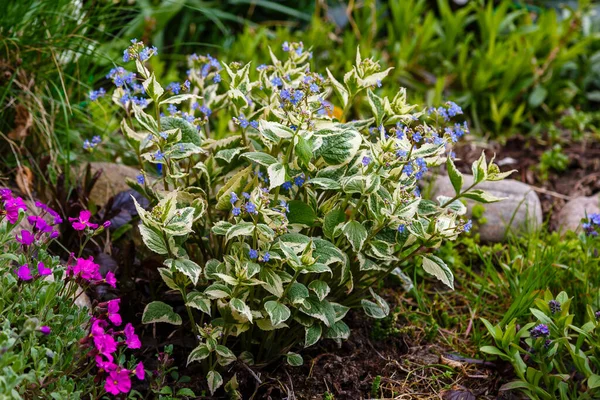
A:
[431,174,543,242]
[556,195,600,233]
[83,162,142,207]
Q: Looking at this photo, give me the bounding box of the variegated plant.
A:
[106,40,509,394]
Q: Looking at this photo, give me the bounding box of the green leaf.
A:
[226,222,255,241]
[286,352,303,366]
[211,221,232,235]
[264,301,291,326]
[159,93,199,106]
[259,267,284,297]
[462,189,505,203]
[361,288,390,319]
[142,73,164,100]
[308,280,330,302]
[267,162,286,190]
[296,135,313,167]
[259,120,294,141]
[186,291,211,316]
[309,178,341,190]
[300,295,336,327]
[326,68,349,109]
[215,345,236,366]
[324,320,350,340]
[314,128,361,165]
[471,152,488,184]
[215,147,244,163]
[287,282,310,304]
[323,208,345,239]
[287,200,317,225]
[163,207,195,236]
[164,258,202,285]
[588,375,600,389]
[230,298,253,322]
[243,152,278,167]
[528,85,547,108]
[305,324,322,348]
[139,225,168,255]
[132,103,158,134]
[187,344,210,365]
[142,301,182,325]
[161,116,201,146]
[480,346,506,357]
[367,89,385,126]
[421,255,454,289]
[205,283,232,299]
[207,370,223,395]
[343,220,368,252]
[446,157,463,196]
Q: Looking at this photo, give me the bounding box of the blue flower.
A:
[412,132,422,142]
[282,181,292,190]
[232,207,241,216]
[447,101,463,117]
[402,163,414,176]
[397,224,406,233]
[245,202,257,214]
[200,105,211,116]
[271,77,283,87]
[257,64,268,71]
[282,42,290,52]
[279,200,290,214]
[548,300,561,314]
[242,192,250,199]
[310,83,319,93]
[230,192,238,204]
[250,120,259,129]
[262,252,270,262]
[294,174,305,187]
[166,82,181,95]
[280,89,291,101]
[122,50,131,63]
[415,158,426,169]
[167,104,178,115]
[183,80,191,90]
[396,149,407,158]
[362,156,371,166]
[213,73,221,83]
[464,219,473,233]
[89,88,106,101]
[529,324,550,338]
[376,80,382,88]
[136,174,145,184]
[154,150,165,160]
[249,249,258,259]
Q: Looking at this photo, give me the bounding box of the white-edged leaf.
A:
[422,254,454,289]
[142,301,182,325]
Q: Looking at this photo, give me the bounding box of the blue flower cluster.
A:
[122,39,158,63]
[529,324,550,338]
[248,249,270,262]
[106,67,148,107]
[83,136,102,151]
[583,213,600,236]
[234,114,259,129]
[89,88,106,101]
[188,53,221,84]
[282,174,305,191]
[230,192,259,216]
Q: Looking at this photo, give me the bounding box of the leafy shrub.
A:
[481,290,600,399]
[0,190,144,398]
[99,39,508,394]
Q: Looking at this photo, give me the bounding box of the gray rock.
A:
[430,174,543,242]
[82,162,141,206]
[556,195,599,233]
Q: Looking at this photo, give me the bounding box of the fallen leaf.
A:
[8,104,32,140]
[15,166,34,194]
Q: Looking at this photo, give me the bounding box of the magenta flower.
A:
[69,257,102,281]
[124,323,141,349]
[28,216,53,233]
[39,326,51,335]
[34,201,62,224]
[134,362,145,380]
[49,230,60,239]
[16,264,32,281]
[103,221,111,228]
[0,188,12,201]
[95,355,117,372]
[105,271,117,288]
[107,299,122,326]
[4,196,27,224]
[38,262,52,276]
[94,331,117,357]
[16,230,35,246]
[69,210,98,231]
[105,369,131,395]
